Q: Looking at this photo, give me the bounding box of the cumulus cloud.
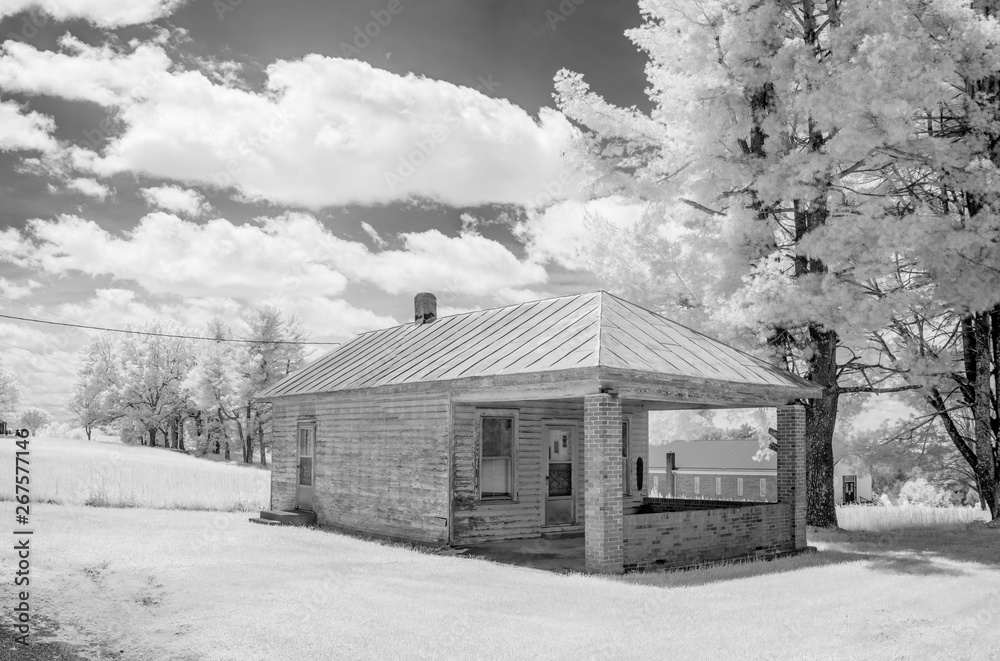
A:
[311,225,548,300]
[0,99,57,153]
[514,196,647,270]
[276,296,398,345]
[360,221,387,248]
[66,177,110,200]
[1,212,549,302]
[0,0,187,28]
[0,35,172,106]
[0,277,40,300]
[140,185,209,217]
[0,39,580,208]
[2,213,349,299]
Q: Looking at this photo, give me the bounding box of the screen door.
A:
[545,426,575,525]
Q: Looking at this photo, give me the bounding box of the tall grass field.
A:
[0,434,269,511]
[836,503,990,531]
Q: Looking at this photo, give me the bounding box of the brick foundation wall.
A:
[623,502,793,571]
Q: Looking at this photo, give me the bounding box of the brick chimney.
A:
[414,292,437,325]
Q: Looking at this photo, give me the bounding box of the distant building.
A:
[648,440,777,502]
[834,456,873,504]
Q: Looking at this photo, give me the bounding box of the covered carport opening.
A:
[583,368,819,574]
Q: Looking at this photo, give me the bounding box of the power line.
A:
[0,293,92,326]
[0,313,343,346]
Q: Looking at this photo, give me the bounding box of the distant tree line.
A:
[70,305,306,465]
[0,360,53,435]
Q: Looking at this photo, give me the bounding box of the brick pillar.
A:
[584,393,624,573]
[776,405,807,550]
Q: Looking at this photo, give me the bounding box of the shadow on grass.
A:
[811,523,1000,568]
[615,548,872,589]
[617,524,1000,589]
[0,616,97,661]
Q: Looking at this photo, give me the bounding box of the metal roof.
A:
[259,291,814,398]
[648,441,776,472]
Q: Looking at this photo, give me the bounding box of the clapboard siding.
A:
[271,391,450,544]
[452,399,649,544]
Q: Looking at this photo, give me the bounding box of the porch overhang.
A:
[451,365,822,409]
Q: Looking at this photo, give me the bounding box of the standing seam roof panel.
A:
[424,296,588,381]
[360,304,519,387]
[461,294,599,378]
[257,291,817,398]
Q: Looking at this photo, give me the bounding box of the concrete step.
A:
[248,517,282,526]
[540,528,584,540]
[256,510,317,526]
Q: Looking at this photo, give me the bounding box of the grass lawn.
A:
[0,435,268,512]
[3,504,999,661]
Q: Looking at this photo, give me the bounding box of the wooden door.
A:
[843,475,856,504]
[297,426,314,511]
[545,425,575,525]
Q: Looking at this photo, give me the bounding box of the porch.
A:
[461,496,806,574]
[582,394,807,573]
[452,390,809,574]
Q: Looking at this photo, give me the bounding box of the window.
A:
[760,478,766,497]
[653,475,660,492]
[621,420,630,494]
[479,413,516,499]
[737,477,744,496]
[694,476,700,494]
[715,477,721,495]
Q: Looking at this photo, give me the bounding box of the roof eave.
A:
[600,366,823,408]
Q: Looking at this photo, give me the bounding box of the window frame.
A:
[737,477,744,497]
[715,476,722,496]
[295,419,317,487]
[475,409,519,502]
[760,477,767,498]
[694,476,700,494]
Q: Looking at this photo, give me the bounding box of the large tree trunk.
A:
[793,1,840,524]
[194,411,206,455]
[805,326,840,527]
[244,404,253,464]
[178,418,186,451]
[971,313,999,519]
[219,409,232,460]
[168,417,178,449]
[147,427,157,447]
[233,413,247,463]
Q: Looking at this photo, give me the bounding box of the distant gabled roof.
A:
[258,291,816,399]
[649,441,775,472]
